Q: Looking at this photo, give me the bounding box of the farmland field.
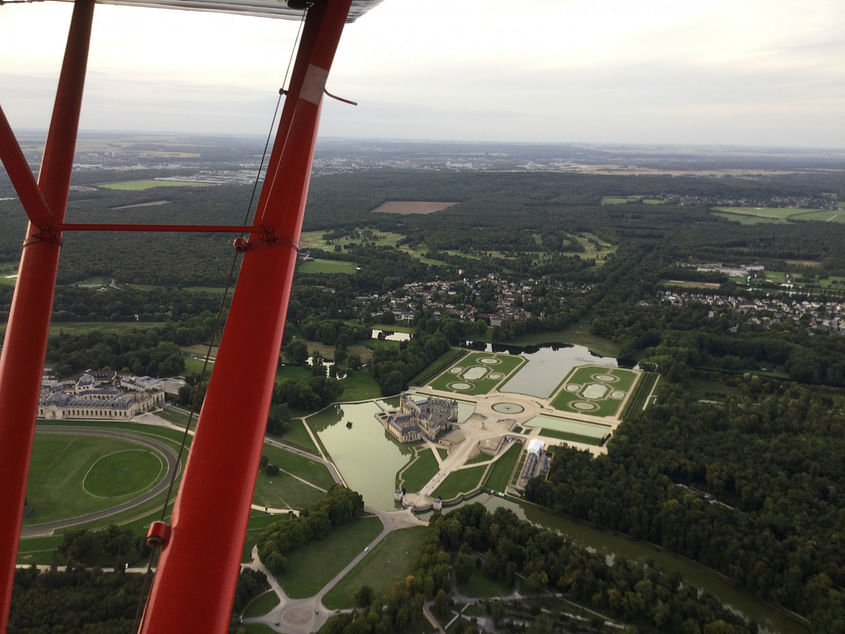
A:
[99,179,211,190]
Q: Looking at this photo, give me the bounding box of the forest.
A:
[3,149,845,630]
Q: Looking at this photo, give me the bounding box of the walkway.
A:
[242,507,426,634]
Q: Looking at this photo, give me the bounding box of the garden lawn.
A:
[339,370,382,402]
[274,419,319,454]
[322,526,427,609]
[259,444,335,490]
[484,443,522,492]
[253,469,325,510]
[399,449,439,492]
[432,465,487,500]
[429,351,523,396]
[277,516,383,598]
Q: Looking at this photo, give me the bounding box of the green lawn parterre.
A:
[550,366,640,418]
[429,351,524,395]
[483,442,522,492]
[432,464,488,500]
[399,448,440,492]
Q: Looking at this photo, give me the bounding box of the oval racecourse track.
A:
[21,427,181,538]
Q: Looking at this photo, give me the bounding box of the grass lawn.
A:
[277,516,383,598]
[50,321,165,335]
[181,355,210,376]
[429,351,523,396]
[244,624,280,634]
[410,347,466,386]
[242,591,280,618]
[273,419,319,454]
[276,364,313,382]
[550,366,639,417]
[465,453,492,465]
[322,526,427,609]
[339,370,382,402]
[436,448,448,460]
[484,443,522,492]
[539,428,604,446]
[242,512,280,563]
[259,444,335,490]
[432,465,487,500]
[99,179,210,190]
[399,449,439,492]
[83,449,164,497]
[297,259,357,275]
[792,209,845,223]
[253,469,325,510]
[156,406,197,429]
[25,434,166,525]
[458,569,513,598]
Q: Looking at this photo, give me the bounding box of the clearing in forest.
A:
[371,200,458,214]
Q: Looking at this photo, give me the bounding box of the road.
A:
[20,426,181,538]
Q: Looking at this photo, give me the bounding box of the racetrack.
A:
[21,426,181,538]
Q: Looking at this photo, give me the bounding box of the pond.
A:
[489,343,618,398]
[441,494,808,634]
[308,398,475,511]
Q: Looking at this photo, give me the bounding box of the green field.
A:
[99,179,210,190]
[297,259,357,275]
[399,448,439,492]
[25,434,167,525]
[242,590,280,618]
[792,209,845,223]
[259,444,335,490]
[276,515,383,597]
[550,366,639,417]
[83,449,164,497]
[524,415,611,446]
[432,465,487,500]
[322,526,427,609]
[429,351,524,395]
[274,419,320,454]
[253,468,325,510]
[483,443,522,492]
[713,206,845,224]
[50,321,165,335]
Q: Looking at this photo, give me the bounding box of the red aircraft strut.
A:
[140,2,352,629]
[0,0,353,631]
[0,0,95,626]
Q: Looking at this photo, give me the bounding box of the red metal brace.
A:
[138,1,352,631]
[0,0,95,626]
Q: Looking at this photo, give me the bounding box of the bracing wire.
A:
[131,11,308,631]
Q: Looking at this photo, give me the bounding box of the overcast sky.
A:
[1,0,843,148]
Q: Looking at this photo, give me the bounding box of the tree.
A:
[354,584,374,608]
[285,340,308,366]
